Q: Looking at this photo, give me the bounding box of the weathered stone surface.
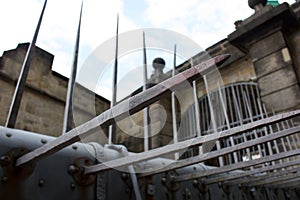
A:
[288,27,300,83]
[254,48,292,78]
[0,43,110,137]
[258,65,298,96]
[262,84,300,112]
[228,3,297,52]
[250,31,286,61]
[151,134,173,150]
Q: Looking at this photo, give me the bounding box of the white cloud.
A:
[143,0,254,48]
[0,0,138,78]
[0,0,41,54]
[143,0,297,48]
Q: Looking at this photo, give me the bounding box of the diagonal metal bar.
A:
[173,148,300,183]
[5,0,47,128]
[159,125,300,181]
[62,1,83,134]
[243,167,300,187]
[204,157,300,185]
[84,110,300,175]
[228,162,300,186]
[272,178,300,189]
[15,54,230,167]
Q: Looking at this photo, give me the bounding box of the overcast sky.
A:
[0,0,296,100]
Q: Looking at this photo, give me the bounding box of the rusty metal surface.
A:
[15,54,230,167]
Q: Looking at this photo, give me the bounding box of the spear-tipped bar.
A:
[142,31,150,151]
[62,1,83,134]
[108,14,119,145]
[5,0,47,128]
[171,44,179,159]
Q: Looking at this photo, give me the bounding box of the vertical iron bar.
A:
[62,2,83,134]
[249,85,259,120]
[203,75,224,166]
[205,97,209,133]
[231,87,252,162]
[218,85,238,163]
[279,115,293,151]
[5,0,48,128]
[171,44,179,159]
[272,109,288,154]
[262,104,280,155]
[230,86,239,127]
[285,120,297,150]
[200,98,205,133]
[142,31,150,151]
[257,98,275,158]
[108,14,119,145]
[266,106,289,164]
[235,85,244,123]
[191,58,202,155]
[242,91,263,158]
[226,87,234,128]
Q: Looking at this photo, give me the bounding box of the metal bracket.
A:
[68,157,96,186]
[161,171,180,192]
[0,148,35,179]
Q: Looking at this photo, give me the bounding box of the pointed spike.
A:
[142,31,150,151]
[142,31,148,89]
[112,13,119,106]
[5,0,47,128]
[62,1,84,134]
[173,44,176,76]
[109,14,119,144]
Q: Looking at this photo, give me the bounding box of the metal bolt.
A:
[193,179,198,187]
[0,155,11,167]
[218,182,222,188]
[183,188,191,199]
[70,183,76,190]
[41,139,47,144]
[5,133,12,138]
[147,184,155,195]
[72,145,78,150]
[38,179,45,187]
[121,173,128,180]
[1,176,8,183]
[161,177,167,185]
[170,175,176,182]
[68,165,78,175]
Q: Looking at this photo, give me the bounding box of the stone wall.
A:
[0,43,110,138]
[229,2,300,113]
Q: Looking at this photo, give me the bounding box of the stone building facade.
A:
[0,43,110,138]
